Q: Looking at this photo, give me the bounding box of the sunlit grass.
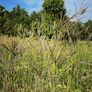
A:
[0,36,92,92]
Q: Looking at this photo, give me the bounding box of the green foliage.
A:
[84,20,92,33]
[9,5,30,36]
[83,20,92,40]
[30,11,40,22]
[42,0,66,19]
[0,5,10,35]
[0,5,5,12]
[0,1,92,40]
[0,5,31,36]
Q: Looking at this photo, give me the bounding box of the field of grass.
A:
[0,36,92,92]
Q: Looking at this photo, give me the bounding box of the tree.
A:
[74,22,83,40]
[0,5,5,14]
[83,20,92,40]
[41,0,67,39]
[30,11,40,22]
[10,5,29,24]
[0,5,10,35]
[84,20,92,33]
[42,0,66,19]
[9,5,30,36]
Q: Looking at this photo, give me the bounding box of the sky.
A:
[0,0,92,22]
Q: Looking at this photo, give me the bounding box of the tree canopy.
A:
[42,0,66,19]
[0,1,92,41]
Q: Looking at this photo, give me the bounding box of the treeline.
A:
[0,0,92,41]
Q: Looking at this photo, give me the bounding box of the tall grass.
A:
[0,1,92,92]
[0,35,92,92]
